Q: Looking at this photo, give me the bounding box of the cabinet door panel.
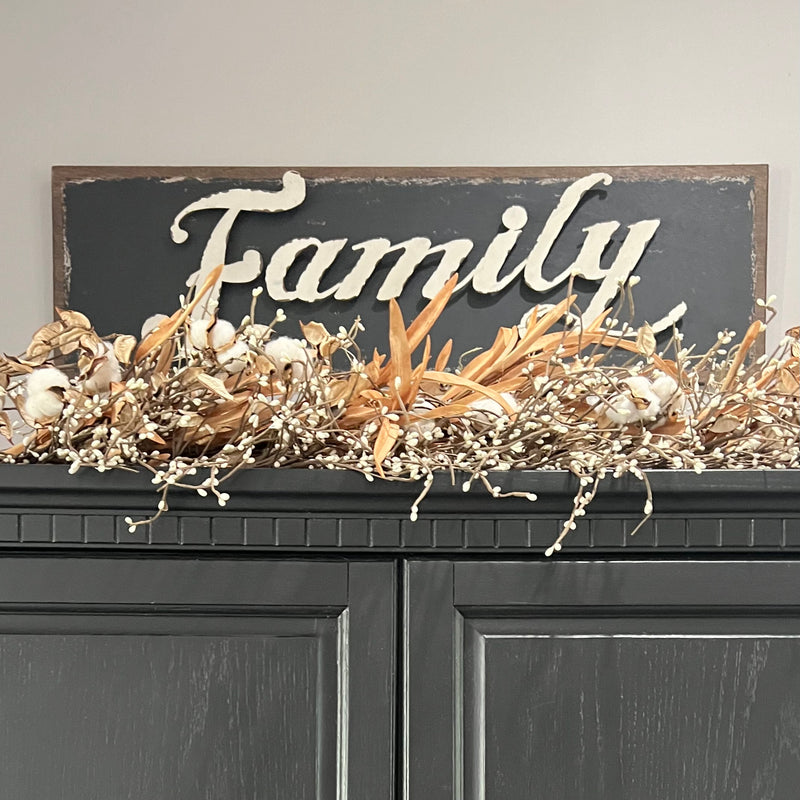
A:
[406,560,800,800]
[0,558,395,800]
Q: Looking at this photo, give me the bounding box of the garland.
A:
[1,265,797,555]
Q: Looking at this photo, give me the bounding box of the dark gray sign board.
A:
[52,166,767,359]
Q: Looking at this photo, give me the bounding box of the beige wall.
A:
[1,0,797,354]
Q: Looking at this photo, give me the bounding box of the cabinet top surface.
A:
[0,465,797,555]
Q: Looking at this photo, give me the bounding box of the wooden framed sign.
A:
[52,166,767,356]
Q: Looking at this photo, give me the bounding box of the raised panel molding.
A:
[460,618,800,800]
[0,467,796,553]
[407,561,800,800]
[0,558,396,800]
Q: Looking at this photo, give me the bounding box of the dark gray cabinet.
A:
[0,466,799,798]
[406,560,800,800]
[0,557,395,800]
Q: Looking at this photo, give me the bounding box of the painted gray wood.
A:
[0,465,797,554]
[0,558,395,800]
[406,560,800,800]
[53,166,766,359]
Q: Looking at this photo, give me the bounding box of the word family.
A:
[171,171,684,331]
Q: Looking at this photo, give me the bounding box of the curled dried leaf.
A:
[327,372,370,406]
[778,366,799,395]
[113,335,138,365]
[300,321,341,358]
[56,308,92,329]
[0,354,34,376]
[0,411,13,442]
[635,324,657,357]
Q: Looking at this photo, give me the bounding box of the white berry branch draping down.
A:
[0,265,798,555]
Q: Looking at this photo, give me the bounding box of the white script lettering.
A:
[171,171,685,330]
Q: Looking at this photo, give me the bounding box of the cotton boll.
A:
[406,399,437,436]
[604,395,636,424]
[406,418,436,436]
[24,367,71,420]
[188,318,214,350]
[621,377,661,422]
[26,367,71,397]
[140,313,169,339]
[217,340,249,374]
[189,318,239,357]
[262,337,313,381]
[84,342,122,395]
[650,374,678,406]
[623,376,653,396]
[467,392,519,424]
[208,319,236,350]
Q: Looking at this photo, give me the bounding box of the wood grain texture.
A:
[408,560,800,800]
[466,629,800,800]
[0,630,328,800]
[0,559,395,800]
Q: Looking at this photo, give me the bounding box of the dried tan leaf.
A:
[327,372,370,406]
[195,372,235,401]
[423,370,517,415]
[0,411,13,442]
[651,417,687,435]
[300,320,340,358]
[138,428,167,447]
[387,298,412,400]
[402,336,432,407]
[404,273,458,353]
[78,333,104,356]
[419,378,446,396]
[708,415,740,434]
[0,354,34,376]
[155,339,175,376]
[25,345,57,365]
[778,366,800,395]
[434,339,452,372]
[412,402,472,420]
[721,320,765,392]
[56,308,92,329]
[373,417,400,478]
[458,327,515,384]
[199,399,250,431]
[25,321,63,357]
[377,274,457,386]
[365,360,381,385]
[516,295,576,354]
[106,398,140,431]
[12,393,37,427]
[113,335,138,365]
[635,324,657,357]
[25,321,96,362]
[337,406,379,428]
